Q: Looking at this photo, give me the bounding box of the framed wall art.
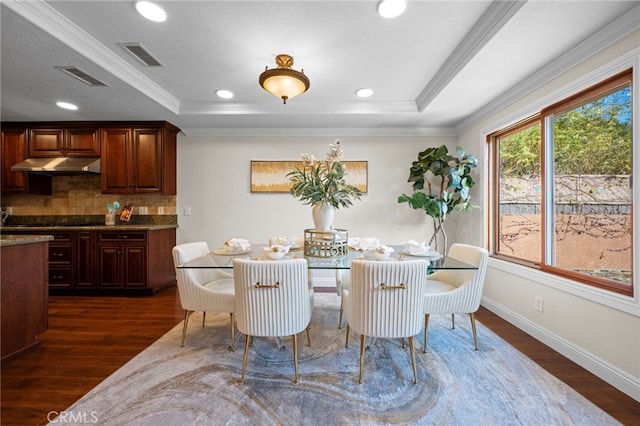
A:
[250,160,368,193]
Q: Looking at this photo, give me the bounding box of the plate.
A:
[212,248,251,256]
[400,250,443,259]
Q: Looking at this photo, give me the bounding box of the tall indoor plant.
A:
[398,145,478,253]
[287,140,363,231]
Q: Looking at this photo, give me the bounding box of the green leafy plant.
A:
[287,141,363,209]
[397,145,478,252]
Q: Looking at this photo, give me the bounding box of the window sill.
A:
[488,257,639,316]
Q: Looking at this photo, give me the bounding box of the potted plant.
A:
[287,140,363,231]
[397,144,478,253]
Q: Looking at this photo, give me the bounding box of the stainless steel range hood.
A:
[11,157,101,174]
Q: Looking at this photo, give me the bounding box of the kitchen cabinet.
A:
[28,126,100,157]
[101,122,178,195]
[0,126,51,195]
[2,227,176,295]
[76,231,96,288]
[97,231,147,288]
[47,231,74,289]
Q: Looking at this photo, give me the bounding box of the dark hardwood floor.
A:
[1,286,638,425]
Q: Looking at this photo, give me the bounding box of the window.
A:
[490,69,633,295]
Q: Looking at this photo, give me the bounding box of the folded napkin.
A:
[269,236,298,247]
[224,238,251,253]
[403,239,430,255]
[348,237,380,251]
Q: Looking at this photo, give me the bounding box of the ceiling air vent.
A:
[119,42,163,67]
[55,66,108,87]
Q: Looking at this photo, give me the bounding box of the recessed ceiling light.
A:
[56,101,78,111]
[377,0,407,19]
[216,90,234,99]
[356,88,374,98]
[135,1,167,22]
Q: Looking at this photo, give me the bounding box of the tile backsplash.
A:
[1,175,176,216]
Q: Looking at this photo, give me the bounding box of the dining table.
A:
[176,244,478,273]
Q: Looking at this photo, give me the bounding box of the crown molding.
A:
[5,0,181,114]
[455,4,640,135]
[415,0,526,113]
[180,126,457,137]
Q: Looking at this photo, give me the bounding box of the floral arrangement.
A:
[287,140,363,209]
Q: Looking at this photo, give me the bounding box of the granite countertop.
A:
[0,234,54,247]
[0,224,178,232]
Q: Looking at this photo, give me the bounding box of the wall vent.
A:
[119,42,163,67]
[55,66,108,87]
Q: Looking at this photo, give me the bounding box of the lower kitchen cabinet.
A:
[97,231,147,288]
[76,231,96,288]
[47,231,74,289]
[2,227,176,295]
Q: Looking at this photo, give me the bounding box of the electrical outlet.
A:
[157,206,165,215]
[184,207,191,216]
[139,206,148,215]
[534,296,544,312]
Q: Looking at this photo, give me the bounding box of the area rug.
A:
[55,293,618,425]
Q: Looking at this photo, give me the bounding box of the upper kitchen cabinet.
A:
[28,125,100,157]
[101,122,179,195]
[1,126,51,195]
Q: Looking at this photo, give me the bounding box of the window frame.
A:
[489,69,633,297]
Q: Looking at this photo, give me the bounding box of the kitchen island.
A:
[1,234,52,361]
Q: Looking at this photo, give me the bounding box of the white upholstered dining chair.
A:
[343,259,428,384]
[233,258,314,384]
[172,242,236,350]
[423,243,489,352]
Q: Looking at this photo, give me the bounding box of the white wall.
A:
[454,32,640,400]
[176,135,455,248]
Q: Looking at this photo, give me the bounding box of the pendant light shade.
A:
[259,54,310,104]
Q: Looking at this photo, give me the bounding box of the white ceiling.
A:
[1,1,638,136]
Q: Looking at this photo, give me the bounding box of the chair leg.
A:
[470,312,479,350]
[358,334,366,384]
[292,334,299,384]
[451,313,455,329]
[345,324,350,348]
[241,334,250,382]
[423,314,430,353]
[229,313,236,352]
[338,296,345,329]
[180,310,193,347]
[202,311,207,327]
[409,336,417,385]
[306,325,311,346]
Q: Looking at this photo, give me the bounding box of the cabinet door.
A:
[1,127,28,194]
[132,128,163,193]
[97,244,122,287]
[101,128,132,193]
[123,245,146,287]
[76,232,96,287]
[65,128,101,157]
[28,128,64,157]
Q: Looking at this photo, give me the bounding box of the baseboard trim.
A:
[481,296,640,402]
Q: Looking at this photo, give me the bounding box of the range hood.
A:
[11,157,101,174]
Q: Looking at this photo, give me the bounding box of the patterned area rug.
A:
[56,293,618,425]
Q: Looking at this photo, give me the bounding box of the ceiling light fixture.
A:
[216,90,234,99]
[135,1,167,22]
[56,101,78,111]
[259,54,310,104]
[356,88,374,98]
[377,0,407,18]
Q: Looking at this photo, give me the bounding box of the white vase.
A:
[312,203,335,231]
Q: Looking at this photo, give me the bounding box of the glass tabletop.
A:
[177,244,478,271]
